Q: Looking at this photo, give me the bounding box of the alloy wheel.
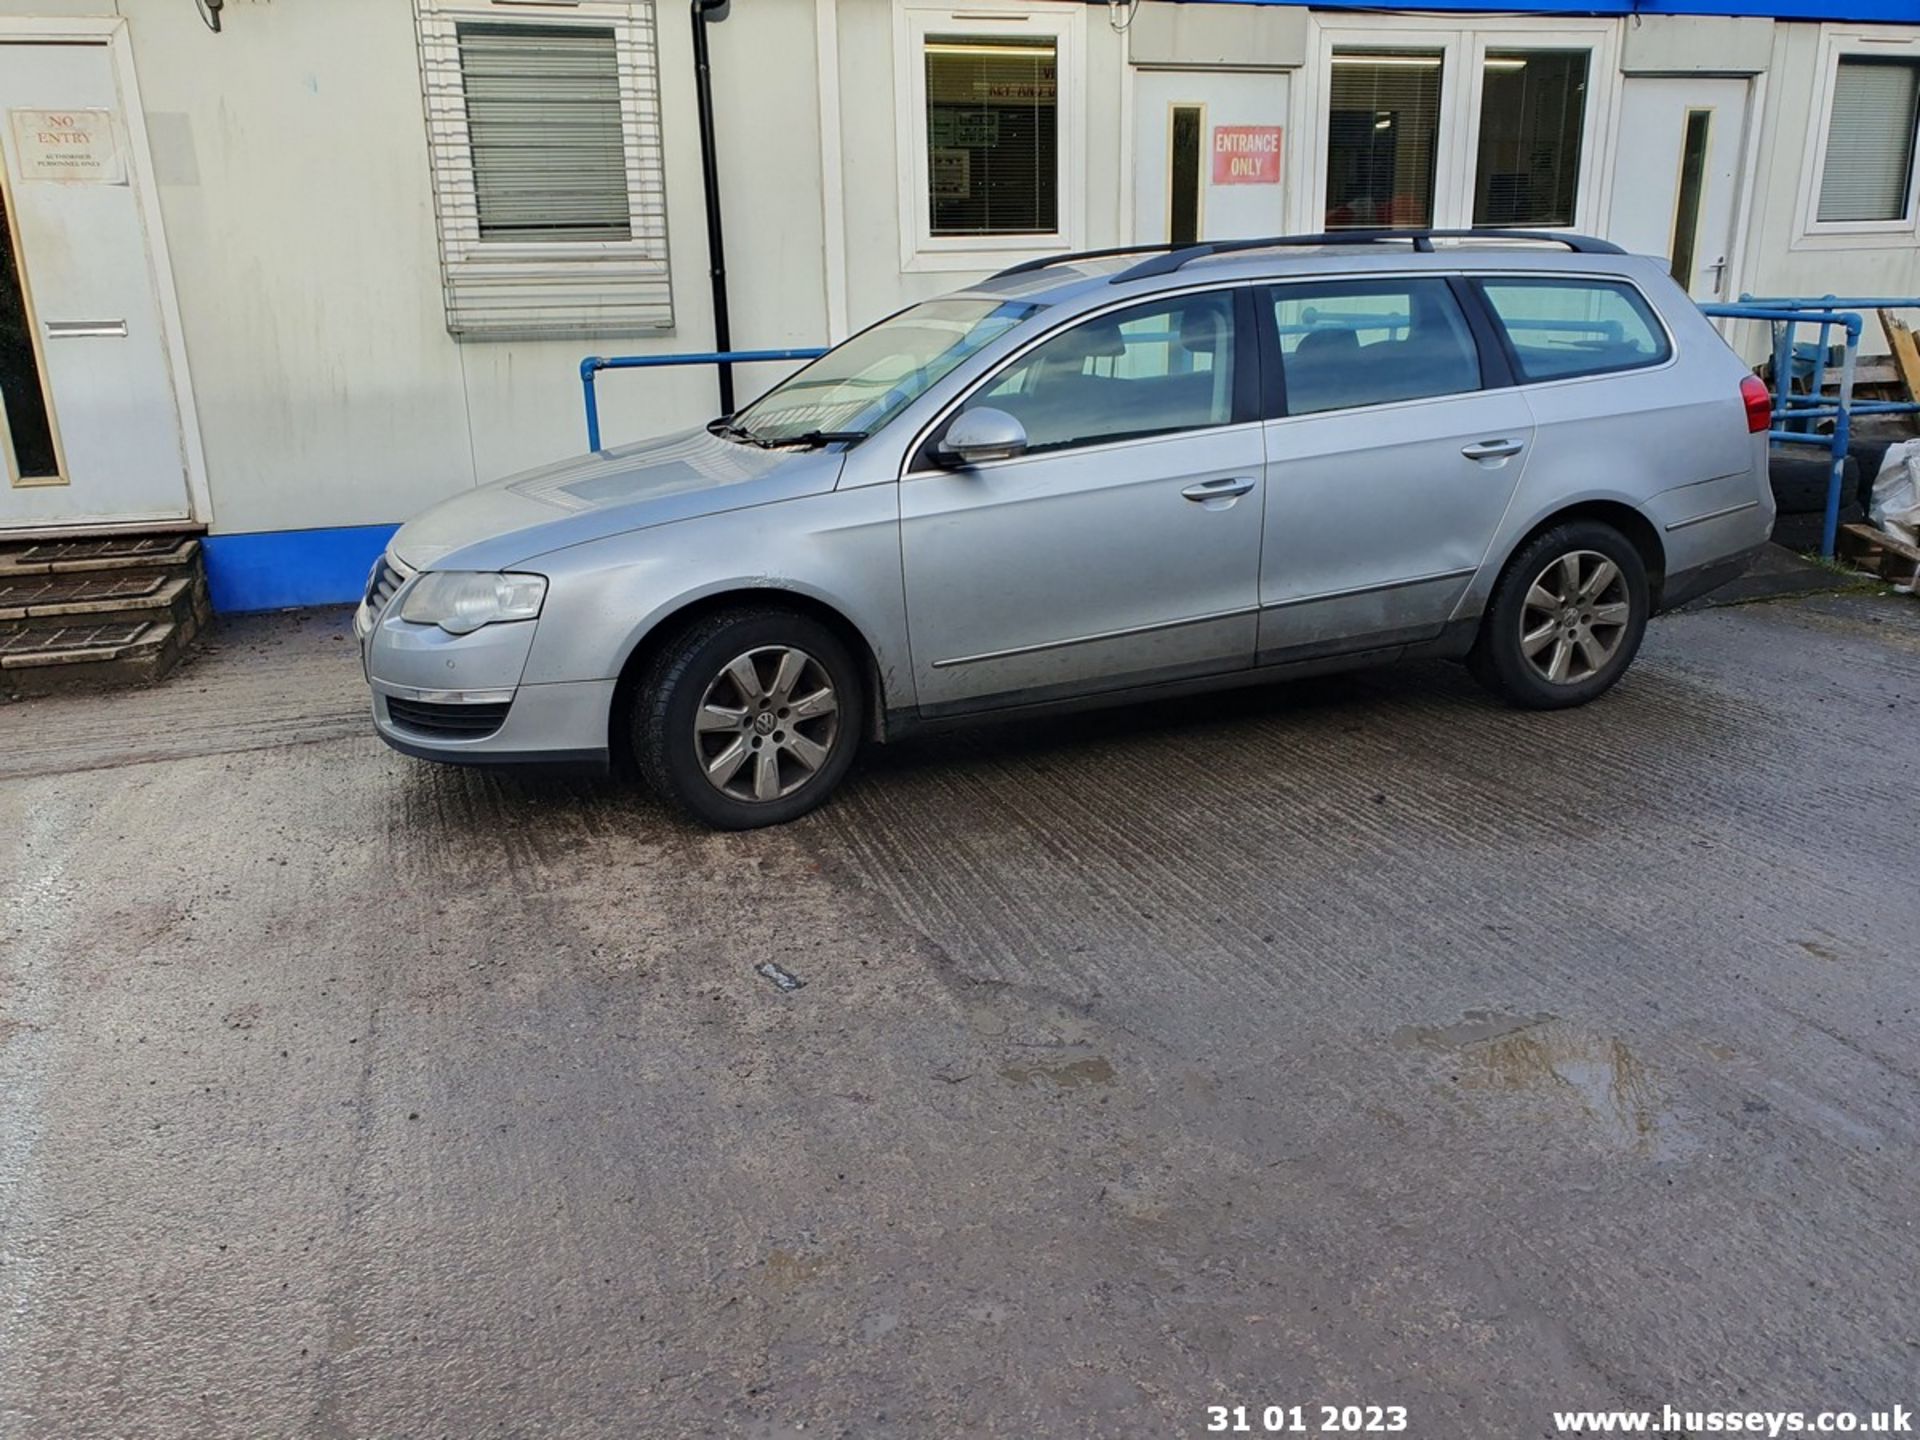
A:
[693,645,841,802]
[1519,549,1633,685]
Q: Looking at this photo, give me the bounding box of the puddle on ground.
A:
[999,1056,1115,1089]
[1393,1010,1673,1152]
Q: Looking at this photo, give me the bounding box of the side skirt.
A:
[881,622,1483,743]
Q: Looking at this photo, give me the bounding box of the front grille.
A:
[384,696,510,739]
[364,555,411,614]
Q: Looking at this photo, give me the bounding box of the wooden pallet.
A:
[1880,310,1920,412]
[1838,522,1920,589]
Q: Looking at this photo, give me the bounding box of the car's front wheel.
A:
[1468,520,1650,710]
[632,607,864,829]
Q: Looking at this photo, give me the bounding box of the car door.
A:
[900,288,1265,716]
[1255,275,1535,661]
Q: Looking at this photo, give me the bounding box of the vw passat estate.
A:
[358,230,1774,829]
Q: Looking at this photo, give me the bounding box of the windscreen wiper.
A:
[706,417,769,447]
[765,430,868,448]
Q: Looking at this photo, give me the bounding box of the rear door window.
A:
[1475,278,1671,382]
[1269,278,1482,416]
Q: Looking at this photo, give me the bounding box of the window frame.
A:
[1467,273,1676,387]
[1298,17,1618,239]
[1255,274,1507,422]
[905,283,1260,474]
[1796,27,1920,246]
[892,0,1087,274]
[415,0,673,339]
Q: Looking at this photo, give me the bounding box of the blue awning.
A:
[1181,0,1920,24]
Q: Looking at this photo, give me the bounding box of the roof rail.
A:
[991,241,1191,280]
[1107,228,1625,284]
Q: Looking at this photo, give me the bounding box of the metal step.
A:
[0,528,211,697]
[0,533,201,577]
[0,570,197,621]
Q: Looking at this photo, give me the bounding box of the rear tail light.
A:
[1740,374,1772,434]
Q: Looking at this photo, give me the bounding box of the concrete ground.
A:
[2,587,1917,1440]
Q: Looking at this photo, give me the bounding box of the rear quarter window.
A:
[1475,278,1671,383]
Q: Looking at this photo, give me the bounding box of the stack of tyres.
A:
[1768,441,1871,552]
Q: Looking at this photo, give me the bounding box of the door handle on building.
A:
[1181,476,1256,502]
[1461,439,1524,461]
[44,319,129,339]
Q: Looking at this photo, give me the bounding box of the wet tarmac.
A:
[2,591,1917,1438]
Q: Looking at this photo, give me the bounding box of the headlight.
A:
[399,571,547,635]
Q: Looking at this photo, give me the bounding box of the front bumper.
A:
[369,677,616,769]
[358,567,613,768]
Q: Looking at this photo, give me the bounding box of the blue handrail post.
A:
[580,357,606,453]
[1826,334,1856,559]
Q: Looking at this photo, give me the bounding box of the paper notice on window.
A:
[11,109,125,184]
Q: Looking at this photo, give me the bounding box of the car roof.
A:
[953,232,1657,310]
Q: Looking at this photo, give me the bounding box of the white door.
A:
[0,40,192,526]
[1608,77,1751,302]
[1132,70,1289,244]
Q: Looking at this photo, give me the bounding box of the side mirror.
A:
[937,407,1028,467]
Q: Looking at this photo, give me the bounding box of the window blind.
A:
[1325,53,1443,230]
[417,3,673,339]
[459,23,631,242]
[924,37,1058,237]
[1818,57,1920,224]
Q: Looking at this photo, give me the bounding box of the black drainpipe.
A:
[691,0,735,414]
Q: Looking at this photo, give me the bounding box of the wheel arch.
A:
[1485,498,1668,610]
[608,585,890,765]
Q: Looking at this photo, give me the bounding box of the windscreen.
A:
[731,297,1040,443]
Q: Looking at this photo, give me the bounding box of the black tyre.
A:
[1770,505,1863,554]
[1768,449,1859,515]
[1468,521,1650,711]
[632,607,864,829]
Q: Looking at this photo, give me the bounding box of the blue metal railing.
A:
[1700,301,1863,558]
[1733,295,1920,430]
[579,348,828,452]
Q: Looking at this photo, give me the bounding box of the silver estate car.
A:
[357,230,1773,829]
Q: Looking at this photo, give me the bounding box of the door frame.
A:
[0,15,210,533]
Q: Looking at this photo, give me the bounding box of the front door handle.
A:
[1181,476,1256,502]
[1461,439,1524,461]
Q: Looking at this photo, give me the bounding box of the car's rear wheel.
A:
[632,607,863,829]
[1468,520,1650,710]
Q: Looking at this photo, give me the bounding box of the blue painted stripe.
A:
[1198,0,1920,17]
[202,524,399,613]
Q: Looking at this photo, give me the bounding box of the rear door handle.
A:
[1181,476,1256,501]
[1461,439,1525,461]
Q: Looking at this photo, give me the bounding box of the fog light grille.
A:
[384,696,510,739]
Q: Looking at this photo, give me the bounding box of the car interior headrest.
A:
[1295,326,1361,358]
[1059,318,1128,361]
[1177,305,1227,355]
